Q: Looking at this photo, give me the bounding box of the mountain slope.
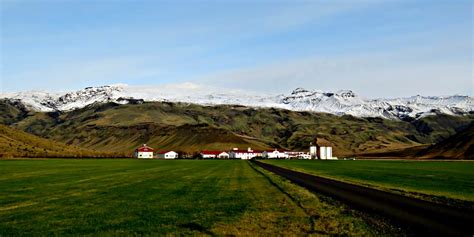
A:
[2,100,472,156]
[0,99,31,125]
[1,85,472,120]
[0,124,126,158]
[418,123,474,159]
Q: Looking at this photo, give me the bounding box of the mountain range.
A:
[1,85,472,120]
[1,95,472,158]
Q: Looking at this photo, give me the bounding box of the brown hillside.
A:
[0,124,126,158]
[418,123,474,159]
[64,123,272,153]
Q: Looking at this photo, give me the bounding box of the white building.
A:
[310,145,317,159]
[157,151,178,159]
[229,148,262,160]
[284,151,311,159]
[263,149,288,159]
[217,152,230,159]
[298,153,311,159]
[200,151,230,159]
[310,139,336,160]
[134,144,154,159]
[319,146,333,160]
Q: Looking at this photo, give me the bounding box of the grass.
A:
[263,159,474,203]
[0,159,394,236]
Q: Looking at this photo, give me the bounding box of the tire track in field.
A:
[252,160,474,237]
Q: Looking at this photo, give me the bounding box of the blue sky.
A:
[1,0,472,97]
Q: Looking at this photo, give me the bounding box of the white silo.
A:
[310,145,317,159]
[320,146,327,160]
[326,147,333,159]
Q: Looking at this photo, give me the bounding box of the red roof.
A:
[137,145,154,152]
[201,150,226,155]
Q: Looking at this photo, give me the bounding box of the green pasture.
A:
[263,159,474,202]
[0,159,388,236]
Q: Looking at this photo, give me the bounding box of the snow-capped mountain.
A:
[1,84,472,120]
[280,88,473,120]
[1,85,126,112]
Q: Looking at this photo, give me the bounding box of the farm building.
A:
[229,147,262,160]
[310,138,336,160]
[157,151,178,159]
[286,151,311,159]
[319,146,333,160]
[262,150,310,159]
[134,144,154,159]
[200,151,230,159]
[263,149,288,159]
[298,153,311,159]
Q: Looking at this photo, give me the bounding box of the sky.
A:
[1,0,473,98]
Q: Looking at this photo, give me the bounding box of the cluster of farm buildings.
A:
[134,143,336,160]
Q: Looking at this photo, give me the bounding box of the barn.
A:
[134,144,154,159]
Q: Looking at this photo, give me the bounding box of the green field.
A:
[263,160,474,203]
[0,159,394,236]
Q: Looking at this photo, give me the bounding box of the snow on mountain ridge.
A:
[1,85,472,120]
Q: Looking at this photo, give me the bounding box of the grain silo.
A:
[309,142,318,159]
[311,137,334,160]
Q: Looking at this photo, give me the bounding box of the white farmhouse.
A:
[157,151,178,159]
[134,144,154,159]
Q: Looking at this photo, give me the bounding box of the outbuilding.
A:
[157,151,178,159]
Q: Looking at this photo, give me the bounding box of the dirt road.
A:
[253,160,474,236]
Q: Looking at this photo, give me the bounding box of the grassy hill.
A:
[1,100,472,156]
[0,124,126,158]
